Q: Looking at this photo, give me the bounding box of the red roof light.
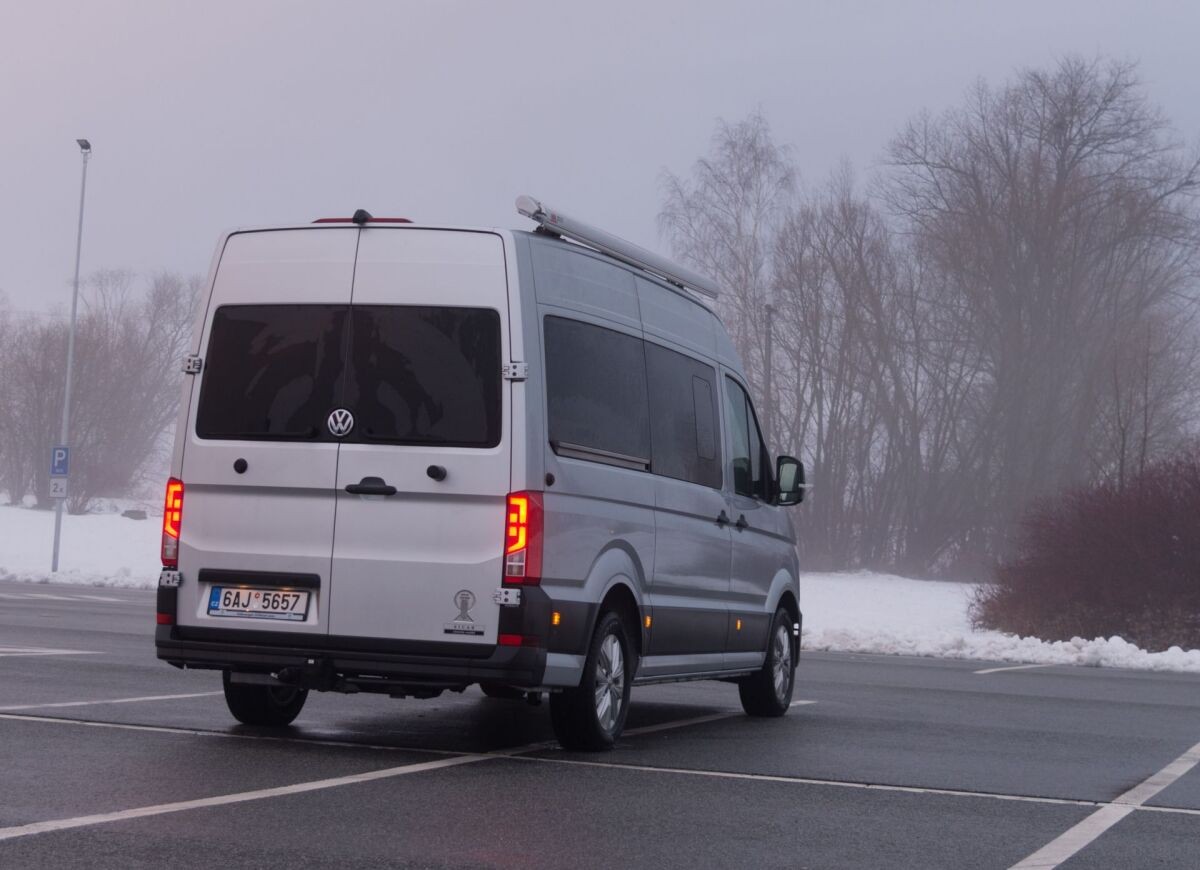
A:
[312,217,412,224]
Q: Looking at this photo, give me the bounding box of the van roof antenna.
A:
[515,195,720,300]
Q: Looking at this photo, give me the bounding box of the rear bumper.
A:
[156,625,547,689]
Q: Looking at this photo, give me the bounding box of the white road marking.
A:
[0,712,467,755]
[0,692,222,712]
[623,711,741,736]
[0,697,773,841]
[507,755,1200,819]
[974,664,1054,675]
[622,700,815,737]
[0,591,138,604]
[0,647,99,658]
[1009,738,1200,869]
[0,754,490,843]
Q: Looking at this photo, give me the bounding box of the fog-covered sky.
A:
[3,0,1198,314]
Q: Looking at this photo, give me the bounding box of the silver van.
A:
[156,197,805,750]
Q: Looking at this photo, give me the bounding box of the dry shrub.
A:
[972,447,1200,651]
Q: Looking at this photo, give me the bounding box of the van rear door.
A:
[177,228,358,635]
[328,229,510,645]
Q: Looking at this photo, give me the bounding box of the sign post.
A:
[49,445,70,561]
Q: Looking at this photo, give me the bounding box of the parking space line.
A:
[0,647,99,658]
[974,664,1053,675]
[0,699,761,842]
[623,700,815,737]
[0,692,222,712]
[0,753,491,843]
[1009,738,1200,869]
[506,754,1200,819]
[0,712,467,755]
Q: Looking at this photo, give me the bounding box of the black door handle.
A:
[716,510,731,526]
[345,476,397,496]
[735,514,749,530]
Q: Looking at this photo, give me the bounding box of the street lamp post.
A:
[51,139,91,573]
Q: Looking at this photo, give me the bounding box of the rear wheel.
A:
[222,671,308,727]
[738,607,795,717]
[549,612,633,751]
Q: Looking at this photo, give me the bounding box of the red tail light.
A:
[161,478,184,568]
[503,491,543,585]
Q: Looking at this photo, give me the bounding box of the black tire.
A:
[479,682,525,700]
[222,671,308,727]
[738,606,796,717]
[549,611,633,751]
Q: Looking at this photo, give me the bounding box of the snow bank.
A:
[0,504,159,588]
[802,571,1200,673]
[2,505,1196,673]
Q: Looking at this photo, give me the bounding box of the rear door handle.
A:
[735,514,749,530]
[345,476,397,496]
[716,510,731,526]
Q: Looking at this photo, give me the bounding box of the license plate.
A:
[207,586,310,622]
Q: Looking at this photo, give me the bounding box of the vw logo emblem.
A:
[327,408,354,438]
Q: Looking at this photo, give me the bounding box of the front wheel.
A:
[222,671,308,727]
[738,607,796,716]
[549,612,633,750]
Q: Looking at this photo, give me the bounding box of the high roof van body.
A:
[157,200,805,749]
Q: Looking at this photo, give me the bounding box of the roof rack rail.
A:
[515,195,720,301]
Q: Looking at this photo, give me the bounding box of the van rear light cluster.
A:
[161,478,184,568]
[503,491,543,585]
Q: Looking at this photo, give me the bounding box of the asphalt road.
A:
[0,580,1197,869]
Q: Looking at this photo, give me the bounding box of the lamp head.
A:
[76,139,91,153]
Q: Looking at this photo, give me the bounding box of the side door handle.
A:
[735,514,749,530]
[715,510,731,526]
[345,476,397,496]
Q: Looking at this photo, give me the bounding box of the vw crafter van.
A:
[156,196,806,750]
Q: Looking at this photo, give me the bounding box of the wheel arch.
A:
[580,543,646,661]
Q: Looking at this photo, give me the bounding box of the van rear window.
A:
[196,304,501,446]
[346,306,501,447]
[197,305,348,440]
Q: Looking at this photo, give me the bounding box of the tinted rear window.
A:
[197,305,348,440]
[346,306,501,447]
[197,304,501,446]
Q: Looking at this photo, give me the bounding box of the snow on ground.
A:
[802,571,1200,673]
[1,504,1197,672]
[0,503,160,588]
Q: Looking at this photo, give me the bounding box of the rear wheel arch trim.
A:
[597,580,643,661]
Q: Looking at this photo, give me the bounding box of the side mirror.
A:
[775,456,805,506]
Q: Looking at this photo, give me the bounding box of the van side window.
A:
[545,316,651,467]
[724,377,772,500]
[645,342,721,488]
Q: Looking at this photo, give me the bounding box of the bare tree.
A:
[659,111,796,426]
[883,56,1200,558]
[0,271,200,512]
[660,57,1200,575]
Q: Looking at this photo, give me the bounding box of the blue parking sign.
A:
[50,446,69,477]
